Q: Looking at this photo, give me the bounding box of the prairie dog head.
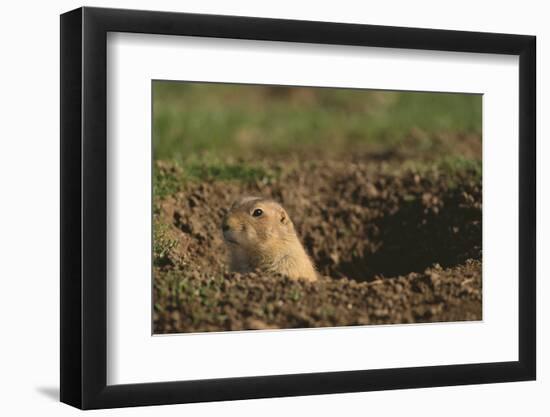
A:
[222,196,317,281]
[222,196,296,252]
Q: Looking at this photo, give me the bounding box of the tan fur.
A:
[222,197,318,282]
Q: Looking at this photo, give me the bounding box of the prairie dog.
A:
[222,197,317,282]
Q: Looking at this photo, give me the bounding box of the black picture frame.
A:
[60,6,536,410]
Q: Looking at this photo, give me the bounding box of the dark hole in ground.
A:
[312,193,482,282]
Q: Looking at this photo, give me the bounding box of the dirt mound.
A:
[154,260,481,333]
[153,159,482,333]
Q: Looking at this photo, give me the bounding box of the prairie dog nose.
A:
[222,215,236,232]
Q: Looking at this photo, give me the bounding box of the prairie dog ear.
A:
[279,207,291,226]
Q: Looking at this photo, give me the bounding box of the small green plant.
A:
[153,221,179,266]
[290,289,302,302]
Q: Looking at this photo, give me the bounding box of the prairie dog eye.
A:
[252,208,263,217]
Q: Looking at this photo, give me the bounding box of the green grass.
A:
[153,156,280,199]
[184,158,278,183]
[153,165,181,199]
[153,81,482,162]
[438,156,482,178]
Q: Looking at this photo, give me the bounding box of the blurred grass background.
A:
[153,81,482,164]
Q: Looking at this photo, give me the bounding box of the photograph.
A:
[152,81,483,334]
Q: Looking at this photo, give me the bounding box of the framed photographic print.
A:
[60,6,536,409]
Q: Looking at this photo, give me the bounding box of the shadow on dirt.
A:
[315,192,482,282]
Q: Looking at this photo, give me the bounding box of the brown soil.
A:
[153,159,482,333]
